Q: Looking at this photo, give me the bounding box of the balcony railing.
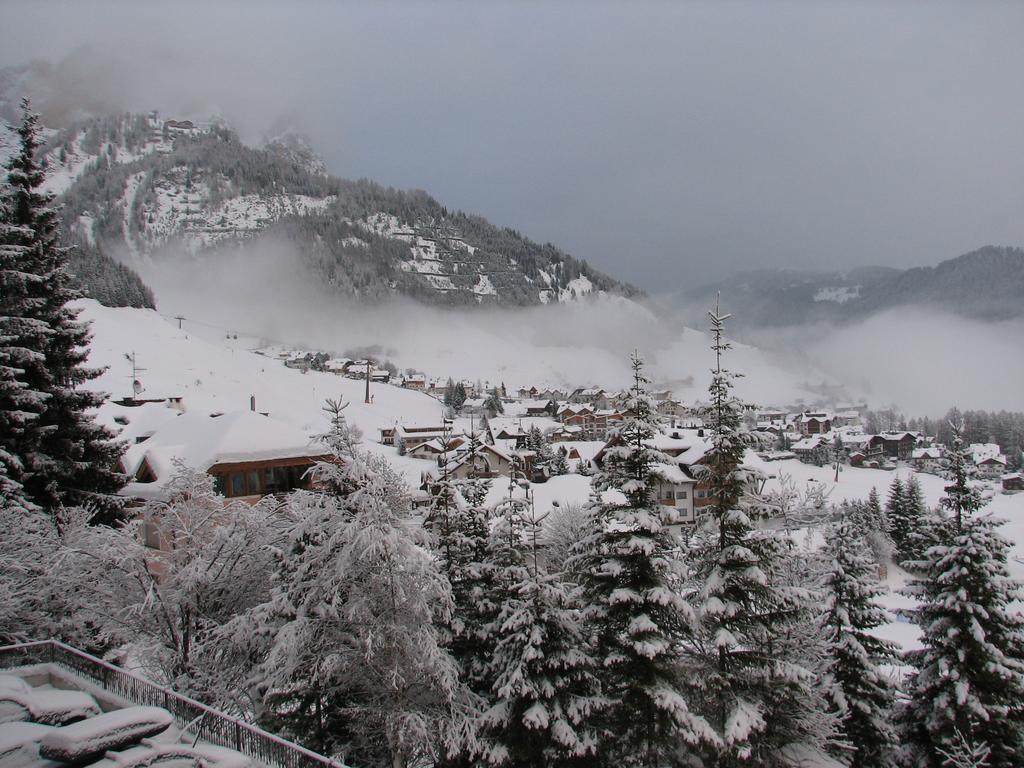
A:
[0,640,348,768]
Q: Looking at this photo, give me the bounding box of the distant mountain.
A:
[3,104,641,309]
[683,247,1024,327]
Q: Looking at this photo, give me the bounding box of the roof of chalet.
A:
[122,411,327,491]
[970,443,1003,463]
[792,436,827,451]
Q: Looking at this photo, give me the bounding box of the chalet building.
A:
[433,443,515,480]
[911,446,945,474]
[406,436,466,460]
[379,426,397,446]
[796,411,833,436]
[656,399,686,418]
[558,405,624,439]
[517,386,540,399]
[402,373,427,390]
[592,429,769,524]
[1002,473,1024,492]
[395,424,456,454]
[569,388,609,408]
[792,435,830,465]
[976,455,1008,479]
[121,410,330,503]
[877,431,919,460]
[324,358,352,375]
[757,409,788,424]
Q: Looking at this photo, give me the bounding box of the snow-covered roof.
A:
[970,443,1003,463]
[123,410,327,485]
[792,436,826,451]
[100,402,184,445]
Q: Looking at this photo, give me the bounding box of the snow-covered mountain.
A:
[15,107,640,309]
[681,247,1024,328]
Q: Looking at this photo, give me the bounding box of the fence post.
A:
[234,721,242,752]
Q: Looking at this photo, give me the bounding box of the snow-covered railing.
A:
[0,640,349,768]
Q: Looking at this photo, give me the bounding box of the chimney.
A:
[250,395,256,412]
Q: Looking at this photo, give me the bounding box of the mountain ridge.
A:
[682,246,1024,327]
[3,106,643,310]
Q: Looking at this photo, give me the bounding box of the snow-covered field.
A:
[80,298,1024,657]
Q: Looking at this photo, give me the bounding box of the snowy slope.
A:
[79,300,448,486]
[80,297,1024,660]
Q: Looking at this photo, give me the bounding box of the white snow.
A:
[38,706,173,762]
[813,285,861,304]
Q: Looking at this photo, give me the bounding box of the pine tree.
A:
[682,302,820,765]
[867,486,886,531]
[1,99,125,522]
[452,381,468,412]
[250,402,469,767]
[900,424,1024,768]
[571,352,714,765]
[885,477,913,562]
[484,387,504,417]
[477,499,602,767]
[821,518,899,767]
[0,222,47,496]
[423,432,496,708]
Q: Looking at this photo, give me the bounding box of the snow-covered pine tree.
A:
[549,448,569,476]
[682,302,820,765]
[571,351,714,765]
[899,424,1024,768]
[821,516,899,767]
[0,220,48,498]
[1,99,125,522]
[252,401,469,768]
[885,477,913,562]
[477,497,603,767]
[899,474,933,563]
[485,387,504,417]
[423,427,496,724]
[867,486,886,531]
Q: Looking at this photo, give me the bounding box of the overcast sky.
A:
[3,0,1023,291]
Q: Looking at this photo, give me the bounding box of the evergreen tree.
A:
[484,387,504,417]
[900,424,1024,768]
[549,449,569,476]
[867,486,886,531]
[0,221,47,496]
[249,402,469,767]
[682,302,820,765]
[1,99,125,522]
[571,352,714,765]
[885,478,912,561]
[423,432,496,712]
[444,377,455,409]
[821,518,899,767]
[477,499,602,767]
[452,381,468,412]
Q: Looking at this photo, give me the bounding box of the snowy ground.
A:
[79,299,1024,658]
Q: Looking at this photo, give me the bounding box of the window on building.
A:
[230,473,245,497]
[247,471,261,496]
[675,490,688,499]
[212,473,226,495]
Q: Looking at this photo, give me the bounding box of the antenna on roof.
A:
[124,352,146,399]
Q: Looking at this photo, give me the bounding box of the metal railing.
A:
[0,640,348,768]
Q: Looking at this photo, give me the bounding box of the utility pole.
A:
[174,315,185,329]
[364,360,371,405]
